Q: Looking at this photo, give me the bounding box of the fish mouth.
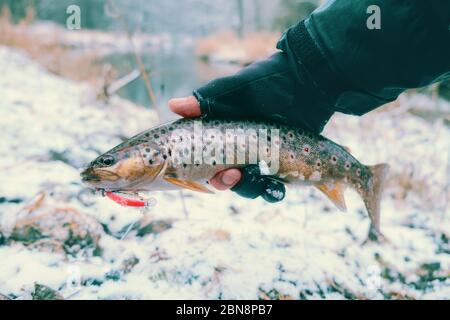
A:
[81,168,99,182]
[80,167,153,193]
[81,168,120,184]
[81,155,167,192]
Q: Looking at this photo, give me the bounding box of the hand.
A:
[168,96,241,190]
[169,96,286,203]
[167,49,336,202]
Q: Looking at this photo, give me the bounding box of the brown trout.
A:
[81,118,389,233]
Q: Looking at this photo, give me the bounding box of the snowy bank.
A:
[0,46,449,300]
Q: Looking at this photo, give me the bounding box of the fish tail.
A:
[359,163,390,235]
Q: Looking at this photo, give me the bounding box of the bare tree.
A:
[236,0,244,38]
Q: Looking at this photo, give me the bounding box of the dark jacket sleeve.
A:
[279,0,450,116]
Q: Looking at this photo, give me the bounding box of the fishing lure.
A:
[100,190,156,209]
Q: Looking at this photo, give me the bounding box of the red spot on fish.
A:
[302,145,311,155]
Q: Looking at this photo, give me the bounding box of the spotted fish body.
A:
[82,118,389,234]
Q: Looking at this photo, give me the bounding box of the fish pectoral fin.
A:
[163,176,214,194]
[315,182,347,212]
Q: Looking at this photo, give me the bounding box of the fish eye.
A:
[98,154,116,167]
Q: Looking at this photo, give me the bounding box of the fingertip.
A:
[221,169,242,187]
[210,169,241,191]
[168,96,201,118]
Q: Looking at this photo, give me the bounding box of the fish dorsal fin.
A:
[163,176,214,194]
[315,182,347,212]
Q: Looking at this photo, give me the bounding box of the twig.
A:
[120,220,137,240]
[179,191,189,219]
[106,69,140,96]
[105,0,158,115]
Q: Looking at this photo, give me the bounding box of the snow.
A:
[0,46,449,299]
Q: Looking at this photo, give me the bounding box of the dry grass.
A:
[0,5,108,84]
[196,31,280,66]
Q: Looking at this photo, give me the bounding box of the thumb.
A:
[168,96,201,118]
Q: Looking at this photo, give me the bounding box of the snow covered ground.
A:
[0,46,449,300]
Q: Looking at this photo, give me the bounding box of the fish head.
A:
[81,139,167,192]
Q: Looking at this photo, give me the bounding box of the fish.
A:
[81,118,389,236]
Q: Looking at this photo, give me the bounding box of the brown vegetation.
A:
[0,5,108,84]
[196,31,280,66]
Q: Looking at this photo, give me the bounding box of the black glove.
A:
[194,0,450,202]
[193,50,334,135]
[230,165,286,203]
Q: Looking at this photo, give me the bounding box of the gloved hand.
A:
[169,95,290,202]
[169,31,336,202]
[173,0,450,202]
